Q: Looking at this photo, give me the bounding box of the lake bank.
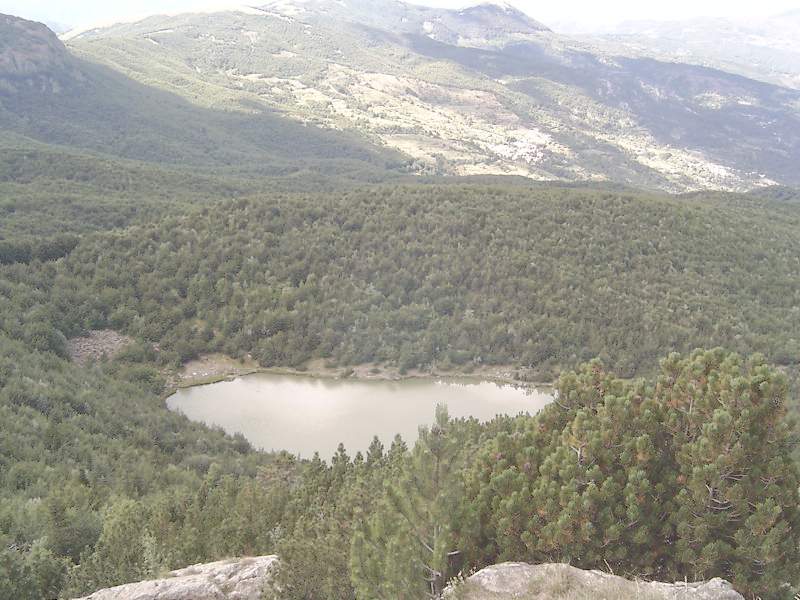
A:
[175,354,550,391]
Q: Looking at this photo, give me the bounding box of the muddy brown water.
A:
[167,373,553,458]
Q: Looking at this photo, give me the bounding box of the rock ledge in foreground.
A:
[73,555,278,600]
[447,562,744,600]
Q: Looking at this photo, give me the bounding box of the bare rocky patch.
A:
[178,353,261,387]
[67,330,133,366]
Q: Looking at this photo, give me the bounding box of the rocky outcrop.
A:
[0,14,70,73]
[0,14,86,95]
[67,330,134,366]
[75,558,745,600]
[447,563,744,600]
[73,556,278,600]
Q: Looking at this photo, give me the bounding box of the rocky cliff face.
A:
[448,563,745,600]
[73,556,279,600]
[0,13,79,92]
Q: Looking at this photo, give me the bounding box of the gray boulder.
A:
[73,555,278,600]
[447,562,744,600]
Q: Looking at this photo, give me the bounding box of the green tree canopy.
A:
[468,350,800,599]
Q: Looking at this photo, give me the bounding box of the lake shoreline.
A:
[172,354,552,394]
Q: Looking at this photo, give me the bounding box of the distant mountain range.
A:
[592,12,800,91]
[2,2,800,191]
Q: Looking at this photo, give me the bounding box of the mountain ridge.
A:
[253,0,551,48]
[0,13,407,180]
[57,0,800,191]
[4,5,800,191]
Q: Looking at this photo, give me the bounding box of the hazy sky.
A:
[1,0,798,32]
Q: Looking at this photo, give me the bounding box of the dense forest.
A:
[2,184,799,379]
[2,342,797,599]
[1,179,799,599]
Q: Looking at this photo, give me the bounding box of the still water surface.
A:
[167,373,553,458]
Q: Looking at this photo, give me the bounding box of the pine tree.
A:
[470,351,800,599]
[64,498,149,597]
[0,542,67,600]
[351,405,476,599]
[366,436,385,467]
[664,350,800,598]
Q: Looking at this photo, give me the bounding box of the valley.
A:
[1,4,799,600]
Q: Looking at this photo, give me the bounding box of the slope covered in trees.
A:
[1,182,799,599]
[264,349,796,600]
[345,350,799,600]
[0,134,250,240]
[0,333,273,599]
[6,343,793,599]
[0,11,407,268]
[2,184,796,379]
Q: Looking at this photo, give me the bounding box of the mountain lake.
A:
[167,373,553,458]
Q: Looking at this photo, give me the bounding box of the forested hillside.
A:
[0,332,273,599]
[0,135,254,237]
[0,12,413,271]
[3,184,797,379]
[2,171,800,599]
